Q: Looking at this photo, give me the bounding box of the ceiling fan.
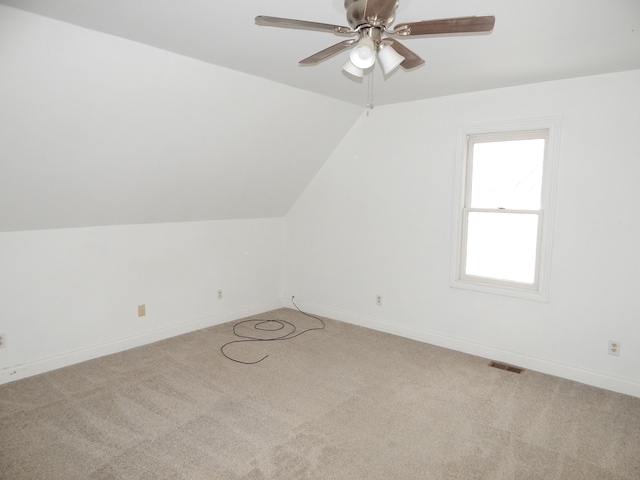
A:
[255,0,495,78]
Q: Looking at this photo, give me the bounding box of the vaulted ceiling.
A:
[0,4,363,231]
[2,0,639,106]
[1,1,639,232]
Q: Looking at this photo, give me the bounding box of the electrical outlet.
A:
[376,294,382,306]
[608,340,621,356]
[137,304,146,317]
[0,333,5,348]
[217,289,223,300]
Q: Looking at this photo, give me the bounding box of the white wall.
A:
[0,218,286,383]
[2,6,638,396]
[0,6,358,384]
[285,69,640,397]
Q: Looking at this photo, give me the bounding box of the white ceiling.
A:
[1,0,639,107]
[0,4,364,231]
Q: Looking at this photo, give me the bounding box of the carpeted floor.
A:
[1,308,639,479]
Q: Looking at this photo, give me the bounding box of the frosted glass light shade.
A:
[349,36,376,69]
[342,59,364,77]
[378,44,405,74]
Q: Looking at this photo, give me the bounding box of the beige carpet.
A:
[1,308,639,479]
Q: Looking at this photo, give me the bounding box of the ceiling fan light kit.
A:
[255,0,495,79]
[349,35,376,69]
[377,43,405,75]
[342,59,365,77]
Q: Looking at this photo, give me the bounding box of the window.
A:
[451,118,561,301]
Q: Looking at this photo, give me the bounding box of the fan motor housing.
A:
[345,0,397,30]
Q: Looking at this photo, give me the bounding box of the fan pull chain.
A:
[366,71,375,115]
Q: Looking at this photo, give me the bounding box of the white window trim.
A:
[450,117,562,301]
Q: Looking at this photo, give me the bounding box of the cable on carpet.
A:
[220,296,325,364]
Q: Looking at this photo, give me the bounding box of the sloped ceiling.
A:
[0,5,363,231]
[1,1,639,232]
[1,0,639,106]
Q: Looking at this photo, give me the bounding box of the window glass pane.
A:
[470,139,545,210]
[465,212,538,284]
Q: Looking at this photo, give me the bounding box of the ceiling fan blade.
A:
[363,0,400,26]
[391,15,495,36]
[385,39,425,70]
[299,40,357,65]
[255,16,355,36]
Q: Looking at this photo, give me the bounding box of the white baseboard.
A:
[292,299,640,399]
[5,297,638,399]
[0,297,288,385]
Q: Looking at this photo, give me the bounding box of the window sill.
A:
[450,277,549,302]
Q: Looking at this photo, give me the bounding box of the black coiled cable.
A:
[220,297,325,364]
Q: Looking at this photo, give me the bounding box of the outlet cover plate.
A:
[608,340,621,356]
